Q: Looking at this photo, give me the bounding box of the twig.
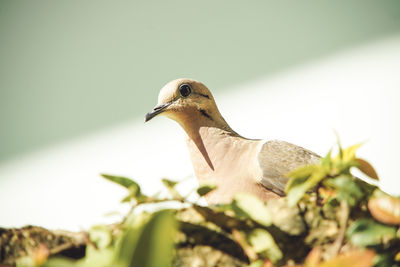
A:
[326,201,350,258]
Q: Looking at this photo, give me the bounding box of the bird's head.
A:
[145,78,221,126]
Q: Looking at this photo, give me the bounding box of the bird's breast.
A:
[185,127,272,204]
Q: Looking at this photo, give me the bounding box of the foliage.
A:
[3,141,400,267]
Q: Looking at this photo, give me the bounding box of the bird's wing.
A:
[257,140,320,196]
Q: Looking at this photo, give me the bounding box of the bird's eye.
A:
[179,84,192,97]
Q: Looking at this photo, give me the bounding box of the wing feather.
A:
[257,140,320,195]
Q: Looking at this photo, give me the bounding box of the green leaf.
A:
[341,142,364,162]
[81,246,116,267]
[320,149,332,168]
[286,182,310,207]
[373,252,395,267]
[161,178,181,199]
[161,178,182,200]
[44,245,116,267]
[248,260,264,267]
[232,193,271,227]
[248,228,282,263]
[161,178,178,188]
[286,167,327,206]
[116,212,152,266]
[325,175,363,206]
[121,194,134,203]
[197,183,217,196]
[101,174,147,203]
[193,205,243,230]
[266,198,305,235]
[101,174,141,191]
[285,165,319,192]
[347,218,397,247]
[334,130,343,159]
[89,225,112,249]
[118,210,176,267]
[213,203,233,213]
[42,257,80,267]
[329,142,364,176]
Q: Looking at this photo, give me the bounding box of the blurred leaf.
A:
[286,165,319,192]
[325,175,363,206]
[368,194,400,225]
[121,194,134,203]
[213,203,233,213]
[116,211,152,267]
[81,246,116,267]
[396,251,400,261]
[162,178,182,200]
[341,143,364,162]
[248,259,264,267]
[232,193,271,227]
[119,210,176,267]
[266,198,305,235]
[197,183,217,196]
[44,246,116,267]
[248,228,282,263]
[355,158,379,180]
[286,166,327,206]
[374,252,395,267]
[101,174,140,190]
[17,244,50,267]
[318,187,337,204]
[33,244,50,267]
[192,205,243,230]
[124,210,152,229]
[354,178,377,200]
[286,181,311,207]
[306,219,339,246]
[161,178,178,188]
[347,219,397,247]
[334,131,344,159]
[304,247,322,267]
[101,174,148,204]
[394,251,400,262]
[89,225,112,249]
[232,229,258,261]
[42,257,80,267]
[330,143,363,177]
[318,249,375,267]
[320,149,332,169]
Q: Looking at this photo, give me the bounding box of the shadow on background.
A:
[1,0,400,161]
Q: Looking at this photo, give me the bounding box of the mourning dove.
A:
[145,78,320,204]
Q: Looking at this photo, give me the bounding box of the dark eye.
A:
[179,83,192,97]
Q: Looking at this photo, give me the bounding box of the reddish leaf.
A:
[319,250,375,267]
[305,247,322,267]
[355,158,379,180]
[368,195,400,225]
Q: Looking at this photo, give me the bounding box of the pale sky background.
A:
[1,1,400,231]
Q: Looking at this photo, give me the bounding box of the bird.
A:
[145,78,320,204]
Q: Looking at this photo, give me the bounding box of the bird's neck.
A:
[177,105,238,137]
[187,125,234,171]
[174,107,236,167]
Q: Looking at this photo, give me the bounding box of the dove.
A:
[145,78,320,204]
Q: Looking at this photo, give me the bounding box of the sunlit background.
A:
[1,1,400,231]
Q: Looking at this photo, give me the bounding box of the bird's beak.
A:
[145,102,172,122]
